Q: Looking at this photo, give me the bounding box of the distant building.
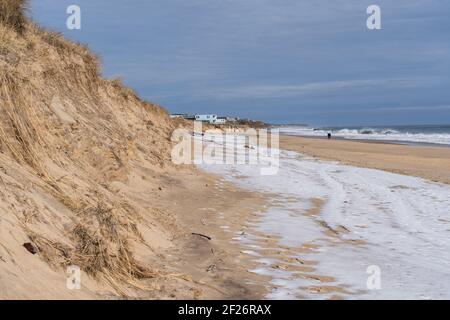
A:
[170,113,187,119]
[214,117,227,125]
[170,113,195,120]
[195,114,217,124]
[170,113,231,125]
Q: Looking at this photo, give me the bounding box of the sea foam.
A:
[199,137,450,299]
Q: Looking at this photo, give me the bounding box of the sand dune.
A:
[0,4,266,299]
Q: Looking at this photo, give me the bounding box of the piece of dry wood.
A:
[191,233,212,240]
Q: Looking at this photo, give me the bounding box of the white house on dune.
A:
[214,117,227,124]
[170,113,228,124]
[195,114,217,124]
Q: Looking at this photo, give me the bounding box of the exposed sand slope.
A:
[0,9,267,299]
[0,15,175,298]
[280,136,450,184]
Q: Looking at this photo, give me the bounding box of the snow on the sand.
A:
[198,138,450,299]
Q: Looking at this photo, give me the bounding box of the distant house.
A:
[171,113,229,124]
[195,114,217,124]
[170,113,196,120]
[214,117,227,125]
[170,113,186,119]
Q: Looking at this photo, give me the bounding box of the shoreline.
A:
[279,134,450,184]
[280,133,450,149]
[199,133,450,299]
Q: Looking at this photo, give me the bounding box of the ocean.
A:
[277,124,450,146]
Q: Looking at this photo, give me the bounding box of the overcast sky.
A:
[30,0,450,126]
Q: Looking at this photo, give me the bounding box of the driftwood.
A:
[191,233,212,240]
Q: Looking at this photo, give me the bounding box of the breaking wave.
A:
[279,126,450,146]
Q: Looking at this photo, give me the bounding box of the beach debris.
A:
[272,264,287,270]
[23,242,37,255]
[206,264,216,272]
[338,225,350,233]
[191,233,212,240]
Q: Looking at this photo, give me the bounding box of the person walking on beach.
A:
[327,131,332,139]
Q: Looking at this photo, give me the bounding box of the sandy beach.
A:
[5,130,448,299]
[141,166,270,299]
[0,159,269,299]
[136,133,450,300]
[2,2,449,302]
[198,133,450,299]
[280,135,450,184]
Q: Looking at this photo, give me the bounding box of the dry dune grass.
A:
[24,199,157,296]
[0,0,28,33]
[0,3,178,297]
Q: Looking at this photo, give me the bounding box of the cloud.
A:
[30,0,450,125]
[196,77,438,99]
